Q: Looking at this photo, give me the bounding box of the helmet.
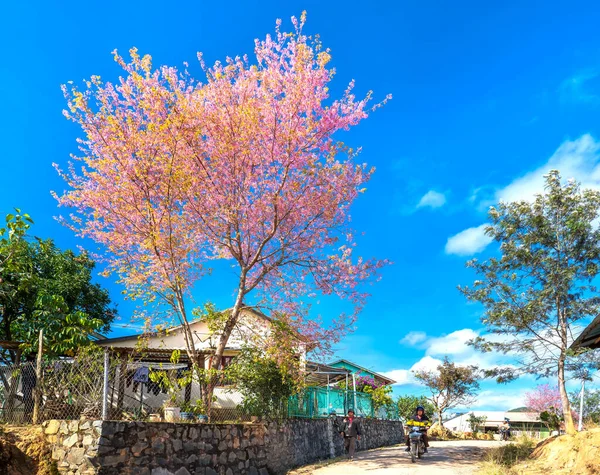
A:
[416,406,424,412]
[504,418,509,422]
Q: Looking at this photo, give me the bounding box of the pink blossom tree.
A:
[525,383,578,430]
[524,384,563,413]
[55,13,389,410]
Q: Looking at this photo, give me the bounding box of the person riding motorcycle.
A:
[404,405,431,453]
[499,418,511,439]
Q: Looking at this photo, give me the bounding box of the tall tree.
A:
[413,357,480,425]
[55,13,389,410]
[460,171,600,434]
[0,211,115,362]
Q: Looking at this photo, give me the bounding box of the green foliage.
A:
[539,408,562,431]
[363,384,393,412]
[228,348,295,420]
[467,412,488,433]
[0,211,115,361]
[148,350,194,407]
[192,303,228,348]
[180,399,206,414]
[396,394,436,422]
[413,356,480,422]
[570,387,600,424]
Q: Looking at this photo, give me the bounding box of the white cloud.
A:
[468,389,526,411]
[400,331,427,346]
[411,355,443,373]
[381,369,412,385]
[425,329,479,358]
[382,356,443,386]
[497,134,600,203]
[417,190,446,209]
[445,224,493,256]
[384,328,514,386]
[447,134,600,256]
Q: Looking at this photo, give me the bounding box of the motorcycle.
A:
[407,425,427,463]
[499,427,511,441]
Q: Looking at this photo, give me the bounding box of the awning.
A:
[304,361,351,386]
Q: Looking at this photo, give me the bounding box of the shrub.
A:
[479,435,536,474]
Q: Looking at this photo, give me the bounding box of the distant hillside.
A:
[508,407,531,412]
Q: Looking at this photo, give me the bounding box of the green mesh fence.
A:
[288,387,376,419]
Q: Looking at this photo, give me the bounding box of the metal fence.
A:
[0,351,106,424]
[0,350,398,424]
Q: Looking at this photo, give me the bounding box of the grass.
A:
[478,436,537,475]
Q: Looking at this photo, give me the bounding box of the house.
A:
[443,410,549,438]
[95,307,346,418]
[571,315,600,350]
[328,359,396,387]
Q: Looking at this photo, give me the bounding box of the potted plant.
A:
[188,399,209,422]
[163,392,182,422]
[180,401,195,421]
[149,351,192,423]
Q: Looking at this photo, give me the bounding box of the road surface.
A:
[289,440,498,474]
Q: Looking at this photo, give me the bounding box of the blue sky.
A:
[2,0,600,411]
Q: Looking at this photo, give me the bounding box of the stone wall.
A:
[43,417,405,475]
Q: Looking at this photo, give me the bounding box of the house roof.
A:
[328,359,396,386]
[97,306,309,347]
[571,315,600,350]
[443,411,541,426]
[104,346,213,363]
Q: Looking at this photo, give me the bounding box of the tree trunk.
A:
[558,357,576,435]
[203,280,246,420]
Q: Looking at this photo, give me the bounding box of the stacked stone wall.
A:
[43,417,405,475]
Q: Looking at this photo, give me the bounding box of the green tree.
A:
[460,171,600,434]
[413,357,480,425]
[228,348,295,420]
[467,412,488,433]
[570,388,600,424]
[0,211,115,362]
[363,384,394,414]
[396,394,436,422]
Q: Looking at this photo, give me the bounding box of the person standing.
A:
[340,409,361,460]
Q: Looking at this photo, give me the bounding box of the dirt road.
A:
[289,440,498,474]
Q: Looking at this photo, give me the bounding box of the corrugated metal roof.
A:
[571,315,600,350]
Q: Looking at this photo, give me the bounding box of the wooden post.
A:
[32,330,43,424]
[102,350,110,420]
[117,352,127,414]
